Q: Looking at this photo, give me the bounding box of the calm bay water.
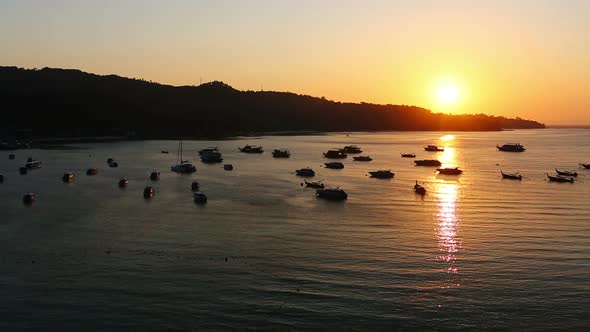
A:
[1,129,589,331]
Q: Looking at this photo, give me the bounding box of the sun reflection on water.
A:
[435,182,462,274]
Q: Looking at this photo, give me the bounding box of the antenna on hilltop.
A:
[200,77,202,86]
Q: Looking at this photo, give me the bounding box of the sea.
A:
[1,129,588,331]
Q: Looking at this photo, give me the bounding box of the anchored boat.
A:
[555,169,577,177]
[62,173,76,183]
[436,167,463,175]
[323,149,347,159]
[353,156,372,161]
[414,181,426,195]
[424,145,444,152]
[272,149,291,158]
[324,162,344,169]
[546,173,574,183]
[414,160,442,167]
[193,192,208,204]
[23,193,36,205]
[118,178,129,188]
[143,187,156,198]
[304,179,325,189]
[171,140,197,173]
[497,143,526,152]
[340,145,362,154]
[150,171,160,181]
[316,187,348,200]
[295,167,315,177]
[501,171,522,180]
[239,145,264,153]
[369,170,395,179]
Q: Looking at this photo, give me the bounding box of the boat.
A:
[424,145,444,152]
[224,164,233,171]
[369,170,395,179]
[501,171,522,180]
[555,169,578,177]
[62,173,76,183]
[353,156,372,161]
[9,154,15,160]
[171,140,197,173]
[193,192,208,204]
[19,167,28,175]
[546,173,574,183]
[436,167,463,175]
[316,187,348,201]
[239,145,264,153]
[324,162,344,169]
[295,167,315,177]
[304,179,325,189]
[144,187,156,198]
[107,158,119,168]
[341,145,362,154]
[86,168,98,176]
[191,181,200,191]
[497,143,526,152]
[401,153,416,158]
[414,181,426,195]
[150,171,160,180]
[118,178,129,188]
[161,150,169,154]
[414,160,442,167]
[23,193,36,205]
[25,158,42,169]
[200,151,223,163]
[272,149,291,158]
[198,147,219,155]
[323,149,347,159]
[580,163,590,169]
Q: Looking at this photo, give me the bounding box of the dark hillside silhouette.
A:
[0,67,545,139]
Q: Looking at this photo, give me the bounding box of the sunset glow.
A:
[436,85,459,106]
[0,1,588,124]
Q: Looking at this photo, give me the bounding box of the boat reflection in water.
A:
[435,182,462,277]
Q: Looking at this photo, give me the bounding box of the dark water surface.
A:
[1,129,589,330]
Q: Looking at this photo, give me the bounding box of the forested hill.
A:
[0,67,545,138]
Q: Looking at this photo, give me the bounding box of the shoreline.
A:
[0,128,552,149]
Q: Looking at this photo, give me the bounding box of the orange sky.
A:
[1,0,588,124]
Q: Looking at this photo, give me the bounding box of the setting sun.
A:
[436,85,459,105]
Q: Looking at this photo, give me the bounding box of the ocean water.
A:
[0,129,589,331]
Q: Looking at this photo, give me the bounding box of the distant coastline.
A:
[1,66,545,140]
[546,125,590,129]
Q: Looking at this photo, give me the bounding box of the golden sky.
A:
[1,0,588,124]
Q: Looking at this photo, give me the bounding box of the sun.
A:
[436,84,459,105]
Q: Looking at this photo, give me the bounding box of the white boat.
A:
[171,140,196,173]
[25,158,42,169]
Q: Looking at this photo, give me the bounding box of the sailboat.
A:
[171,139,196,173]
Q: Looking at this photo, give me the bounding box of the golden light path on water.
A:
[435,134,461,277]
[435,182,461,275]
